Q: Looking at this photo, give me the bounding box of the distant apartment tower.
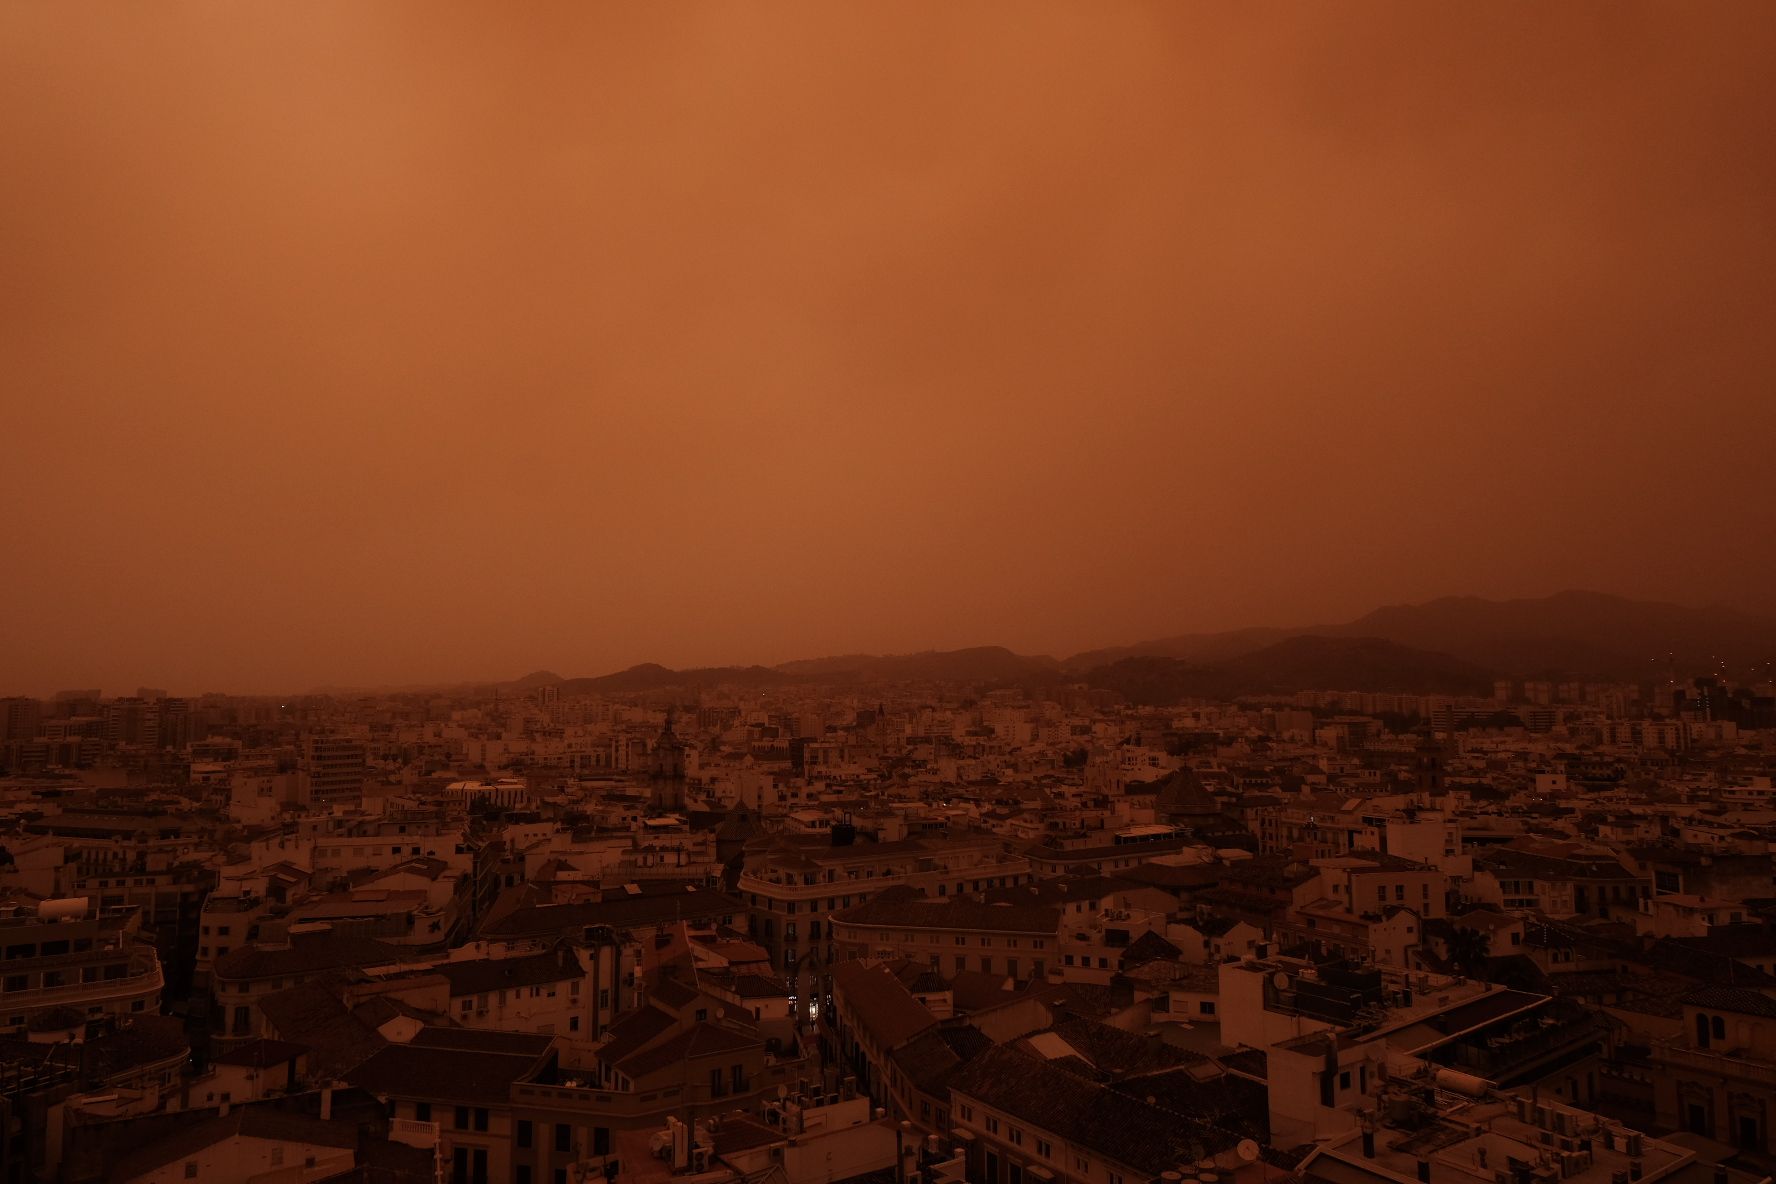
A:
[302,735,367,805]
[0,697,40,741]
[157,697,192,750]
[103,697,158,747]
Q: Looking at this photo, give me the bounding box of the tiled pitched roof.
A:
[889,1024,993,1094]
[478,886,742,938]
[832,961,938,1049]
[345,1030,549,1105]
[832,892,1059,935]
[951,1045,1232,1174]
[595,1005,676,1066]
[616,1022,756,1079]
[1683,986,1776,1018]
[259,981,385,1078]
[214,932,407,981]
[1032,1017,1206,1080]
[433,949,579,997]
[111,1106,358,1181]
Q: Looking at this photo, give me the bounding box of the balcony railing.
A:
[512,1058,815,1119]
[1651,1041,1776,1086]
[0,960,163,1009]
[389,1118,440,1149]
[738,858,1030,900]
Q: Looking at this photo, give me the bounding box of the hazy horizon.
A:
[4,3,1773,698]
[1,585,1767,699]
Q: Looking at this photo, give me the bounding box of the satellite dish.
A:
[1238,1140,1261,1163]
[1272,971,1291,989]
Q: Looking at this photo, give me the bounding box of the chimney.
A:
[320,1085,333,1122]
[1362,1131,1376,1159]
[1417,1161,1431,1184]
[1715,1169,1730,1184]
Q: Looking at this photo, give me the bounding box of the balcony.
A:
[0,958,163,1012]
[512,1057,814,1121]
[1650,1041,1776,1087]
[390,1118,440,1149]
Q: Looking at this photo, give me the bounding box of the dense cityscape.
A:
[6,2,1773,1183]
[3,599,1776,1184]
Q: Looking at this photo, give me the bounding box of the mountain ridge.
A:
[510,591,1775,696]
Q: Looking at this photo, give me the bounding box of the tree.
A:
[1444,926,1492,977]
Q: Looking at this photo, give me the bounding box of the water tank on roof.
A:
[37,898,89,922]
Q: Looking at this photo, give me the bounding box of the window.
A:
[416,1102,432,1122]
[455,1106,470,1129]
[556,1123,573,1152]
[986,1117,999,1135]
[1200,1000,1216,1015]
[1010,1128,1024,1146]
[184,1164,199,1179]
[518,1120,533,1148]
[1037,1140,1052,1158]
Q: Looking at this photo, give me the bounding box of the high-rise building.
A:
[301,735,367,805]
[0,697,40,742]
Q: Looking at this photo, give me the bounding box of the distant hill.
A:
[510,591,1776,699]
[554,663,790,695]
[774,646,1057,684]
[1068,591,1776,681]
[1077,635,1493,705]
[522,646,1057,697]
[1063,626,1292,671]
[1314,591,1776,678]
[1223,635,1492,694]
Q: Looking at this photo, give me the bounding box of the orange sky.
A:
[2,3,1773,695]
